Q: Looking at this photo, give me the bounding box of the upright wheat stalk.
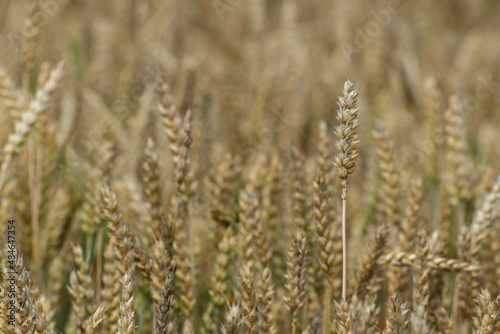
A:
[333,79,360,301]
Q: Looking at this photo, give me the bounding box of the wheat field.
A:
[1,0,500,333]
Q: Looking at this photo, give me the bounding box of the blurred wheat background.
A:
[1,0,500,333]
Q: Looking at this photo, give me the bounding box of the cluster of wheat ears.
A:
[1,0,500,333]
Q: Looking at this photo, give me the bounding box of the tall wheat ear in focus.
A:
[333,79,360,302]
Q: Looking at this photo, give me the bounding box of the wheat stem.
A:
[342,192,347,301]
[341,179,348,301]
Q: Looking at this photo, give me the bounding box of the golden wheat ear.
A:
[238,263,258,334]
[0,61,65,194]
[84,305,108,334]
[220,304,242,334]
[333,79,360,301]
[385,294,410,333]
[284,231,309,334]
[117,269,136,334]
[475,292,500,334]
[67,244,94,333]
[333,298,352,334]
[0,67,21,119]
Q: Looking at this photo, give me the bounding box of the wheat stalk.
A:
[333,79,360,301]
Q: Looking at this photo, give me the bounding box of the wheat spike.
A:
[117,270,136,334]
[284,231,309,334]
[84,305,108,334]
[221,304,242,334]
[154,273,174,334]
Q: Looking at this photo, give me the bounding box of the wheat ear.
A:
[257,266,276,334]
[314,167,334,334]
[474,289,492,331]
[156,82,181,167]
[117,270,136,334]
[67,244,94,333]
[0,61,65,194]
[239,264,258,334]
[143,137,164,239]
[102,243,121,333]
[334,299,352,334]
[220,304,242,334]
[84,305,108,334]
[384,295,410,334]
[0,67,21,119]
[476,293,500,334]
[1,245,36,333]
[202,228,234,333]
[284,231,309,334]
[333,79,360,300]
[154,273,174,334]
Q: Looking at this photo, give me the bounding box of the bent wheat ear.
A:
[23,0,40,82]
[0,67,21,118]
[2,61,65,159]
[0,61,65,194]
